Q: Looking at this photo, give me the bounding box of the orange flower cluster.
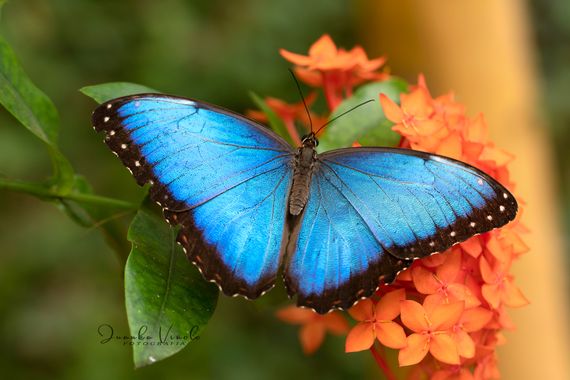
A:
[264,35,528,380]
[280,34,388,111]
[362,76,530,378]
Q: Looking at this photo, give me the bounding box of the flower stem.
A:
[0,178,137,210]
[370,344,398,380]
[322,72,340,112]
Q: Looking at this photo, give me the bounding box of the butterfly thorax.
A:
[289,135,318,216]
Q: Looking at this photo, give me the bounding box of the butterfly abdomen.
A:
[289,146,316,215]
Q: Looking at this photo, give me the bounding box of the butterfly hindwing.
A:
[284,148,517,313]
[92,94,295,298]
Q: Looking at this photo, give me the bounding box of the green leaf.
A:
[0,35,60,146]
[80,82,158,104]
[250,92,295,146]
[0,35,74,190]
[317,77,408,152]
[125,207,218,368]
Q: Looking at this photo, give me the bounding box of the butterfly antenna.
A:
[288,69,314,133]
[314,99,375,136]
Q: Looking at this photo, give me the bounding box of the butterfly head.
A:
[301,132,319,148]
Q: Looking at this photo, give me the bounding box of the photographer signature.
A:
[98,323,200,346]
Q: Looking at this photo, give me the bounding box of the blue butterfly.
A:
[92,94,517,314]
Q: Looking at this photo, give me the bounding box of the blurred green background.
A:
[0,0,568,379]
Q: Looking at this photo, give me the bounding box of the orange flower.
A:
[276,306,349,354]
[345,289,407,352]
[281,34,387,110]
[380,90,442,137]
[280,34,356,71]
[412,251,480,309]
[450,307,493,359]
[399,300,465,366]
[479,256,528,309]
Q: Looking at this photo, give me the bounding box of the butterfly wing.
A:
[92,94,295,298]
[284,147,517,313]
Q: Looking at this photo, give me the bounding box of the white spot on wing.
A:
[500,205,505,212]
[106,103,112,109]
[487,215,493,221]
[103,116,110,122]
[121,144,127,149]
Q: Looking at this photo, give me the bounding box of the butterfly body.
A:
[290,136,318,215]
[92,94,517,314]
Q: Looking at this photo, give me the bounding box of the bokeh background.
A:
[0,0,568,379]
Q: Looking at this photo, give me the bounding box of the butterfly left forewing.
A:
[92,94,295,299]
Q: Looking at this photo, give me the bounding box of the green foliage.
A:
[0,35,74,190]
[81,82,159,104]
[317,78,408,152]
[0,20,218,368]
[125,206,218,368]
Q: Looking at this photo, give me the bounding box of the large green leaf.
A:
[317,77,408,152]
[80,82,158,104]
[250,92,295,146]
[125,207,218,368]
[0,36,59,145]
[0,35,74,189]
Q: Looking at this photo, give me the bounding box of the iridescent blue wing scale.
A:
[92,94,295,299]
[284,148,517,313]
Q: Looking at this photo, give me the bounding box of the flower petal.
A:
[412,265,440,294]
[479,256,495,284]
[448,283,481,308]
[300,322,325,354]
[460,236,483,258]
[398,333,430,366]
[430,333,460,364]
[430,301,465,330]
[464,113,488,142]
[436,132,462,160]
[380,93,404,123]
[276,305,316,324]
[436,251,461,283]
[348,298,375,321]
[375,288,406,320]
[376,321,407,349]
[482,283,502,309]
[308,34,337,59]
[345,323,375,353]
[323,312,349,334]
[279,49,314,66]
[461,307,493,332]
[454,330,475,358]
[402,88,432,117]
[503,279,529,307]
[400,300,430,332]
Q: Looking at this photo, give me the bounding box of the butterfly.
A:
[92,94,517,314]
